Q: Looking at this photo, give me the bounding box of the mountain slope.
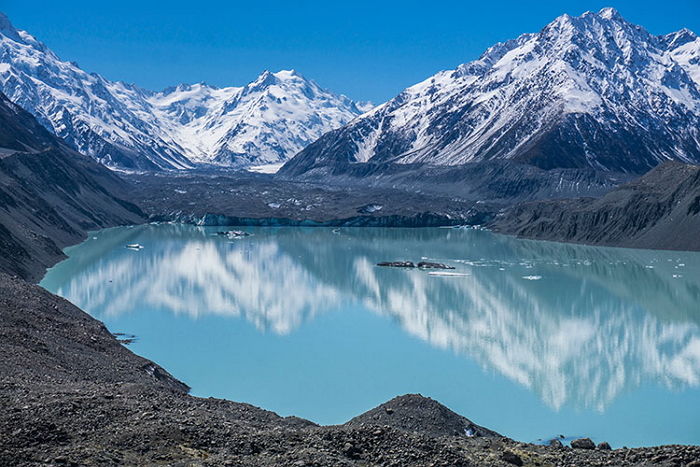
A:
[489,162,700,251]
[281,8,700,177]
[0,13,366,170]
[149,70,367,167]
[0,91,145,280]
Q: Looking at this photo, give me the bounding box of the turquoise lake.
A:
[40,224,700,447]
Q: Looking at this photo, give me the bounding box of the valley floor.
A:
[125,170,492,227]
[2,163,700,465]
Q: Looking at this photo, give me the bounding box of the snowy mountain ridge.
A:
[148,70,369,166]
[281,8,700,176]
[0,13,368,170]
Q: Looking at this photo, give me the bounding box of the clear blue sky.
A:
[3,0,699,103]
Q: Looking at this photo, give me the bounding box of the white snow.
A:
[302,8,700,171]
[248,163,285,174]
[0,16,366,170]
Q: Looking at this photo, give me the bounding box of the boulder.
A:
[548,439,563,448]
[571,438,595,449]
[501,450,523,466]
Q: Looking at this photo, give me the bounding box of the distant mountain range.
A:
[2,9,700,176]
[0,12,369,170]
[281,8,700,177]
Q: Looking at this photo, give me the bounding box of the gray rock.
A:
[501,450,523,466]
[377,261,415,268]
[571,438,596,449]
[549,439,564,448]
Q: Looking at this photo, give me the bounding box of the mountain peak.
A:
[275,69,301,79]
[664,28,699,49]
[281,6,700,177]
[598,7,622,20]
[249,69,278,89]
[246,69,311,93]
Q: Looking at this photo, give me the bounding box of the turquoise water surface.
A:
[40,224,700,447]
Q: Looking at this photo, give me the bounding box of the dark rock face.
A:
[571,438,596,449]
[489,162,700,252]
[502,450,524,466]
[0,93,145,281]
[344,394,501,439]
[598,441,612,450]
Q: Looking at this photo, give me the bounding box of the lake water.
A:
[40,224,700,447]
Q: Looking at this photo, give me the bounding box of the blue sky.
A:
[4,0,699,103]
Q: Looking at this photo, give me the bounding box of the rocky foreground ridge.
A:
[3,274,700,466]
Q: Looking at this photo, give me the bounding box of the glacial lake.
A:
[40,224,700,447]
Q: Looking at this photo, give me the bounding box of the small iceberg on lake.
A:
[215,230,251,240]
[126,243,143,250]
[428,271,470,277]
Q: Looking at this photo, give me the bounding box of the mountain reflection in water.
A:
[44,224,700,413]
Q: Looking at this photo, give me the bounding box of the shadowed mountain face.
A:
[489,162,700,252]
[281,8,700,177]
[0,92,144,281]
[42,225,700,413]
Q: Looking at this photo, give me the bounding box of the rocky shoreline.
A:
[489,162,700,252]
[2,242,700,465]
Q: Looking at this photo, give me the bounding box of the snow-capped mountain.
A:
[281,8,700,176]
[148,70,369,166]
[0,13,367,170]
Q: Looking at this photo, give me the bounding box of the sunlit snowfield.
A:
[41,225,700,447]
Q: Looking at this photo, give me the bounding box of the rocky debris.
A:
[357,204,383,214]
[598,441,612,450]
[490,162,700,252]
[571,438,596,449]
[501,450,523,466]
[417,261,455,270]
[549,439,564,448]
[2,274,700,465]
[377,261,456,270]
[112,332,138,345]
[131,170,489,228]
[377,261,416,268]
[344,394,500,438]
[216,230,251,239]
